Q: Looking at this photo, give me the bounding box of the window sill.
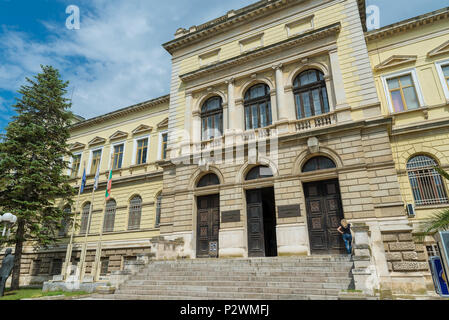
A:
[415,203,449,210]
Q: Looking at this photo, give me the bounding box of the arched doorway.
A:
[196,173,220,258]
[302,157,346,254]
[245,166,278,257]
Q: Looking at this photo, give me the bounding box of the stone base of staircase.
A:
[89,255,358,300]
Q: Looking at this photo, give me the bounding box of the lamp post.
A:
[0,213,18,238]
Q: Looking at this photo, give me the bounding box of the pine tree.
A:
[0,65,76,289]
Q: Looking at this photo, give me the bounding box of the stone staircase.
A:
[92,255,355,300]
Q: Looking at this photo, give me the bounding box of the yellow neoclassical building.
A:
[367,7,449,249]
[3,0,449,297]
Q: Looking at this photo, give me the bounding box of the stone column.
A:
[192,110,201,144]
[184,92,193,140]
[225,78,235,133]
[329,49,347,108]
[273,64,287,120]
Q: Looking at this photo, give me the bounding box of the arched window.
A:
[80,202,91,234]
[201,96,223,141]
[103,199,116,233]
[246,165,273,181]
[155,193,162,227]
[293,69,330,119]
[59,206,71,237]
[128,196,142,230]
[197,173,220,188]
[302,156,336,172]
[407,155,448,206]
[244,84,272,130]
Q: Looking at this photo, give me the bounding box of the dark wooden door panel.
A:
[197,195,220,258]
[305,179,345,254]
[246,190,266,257]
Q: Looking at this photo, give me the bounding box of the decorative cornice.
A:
[374,55,417,71]
[70,95,169,132]
[365,7,449,42]
[428,39,449,58]
[162,0,296,55]
[179,22,341,82]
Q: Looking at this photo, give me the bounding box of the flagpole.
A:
[62,161,86,280]
[93,154,114,282]
[79,165,99,282]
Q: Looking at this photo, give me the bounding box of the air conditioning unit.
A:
[406,203,415,217]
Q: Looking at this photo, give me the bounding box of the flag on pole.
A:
[93,165,100,191]
[105,169,112,200]
[80,168,87,193]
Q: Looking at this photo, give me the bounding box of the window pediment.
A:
[109,130,128,141]
[157,118,169,129]
[69,142,86,151]
[374,55,417,71]
[428,40,449,58]
[132,124,153,135]
[88,136,106,146]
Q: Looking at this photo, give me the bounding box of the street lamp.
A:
[0,213,17,238]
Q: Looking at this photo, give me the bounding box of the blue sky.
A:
[0,0,448,133]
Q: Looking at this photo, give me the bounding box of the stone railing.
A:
[293,112,336,133]
[351,223,380,297]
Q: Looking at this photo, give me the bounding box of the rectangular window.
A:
[443,65,449,90]
[112,144,124,169]
[386,74,420,112]
[51,259,63,275]
[100,257,109,276]
[31,260,41,276]
[71,154,81,178]
[156,195,162,227]
[136,138,148,165]
[90,149,102,175]
[161,133,168,160]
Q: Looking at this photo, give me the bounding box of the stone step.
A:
[92,293,338,300]
[136,271,353,278]
[124,279,353,288]
[127,275,352,283]
[142,266,353,273]
[144,261,353,268]
[119,281,351,291]
[112,288,342,299]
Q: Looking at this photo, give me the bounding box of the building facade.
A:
[3,0,449,296]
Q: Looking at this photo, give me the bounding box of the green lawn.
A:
[0,288,90,300]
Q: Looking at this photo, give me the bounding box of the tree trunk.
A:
[11,220,25,291]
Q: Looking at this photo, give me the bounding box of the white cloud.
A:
[0,0,255,120]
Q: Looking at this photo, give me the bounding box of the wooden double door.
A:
[246,187,278,257]
[196,194,220,258]
[304,179,346,254]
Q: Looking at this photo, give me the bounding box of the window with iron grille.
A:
[31,260,41,276]
[51,259,63,275]
[201,96,223,141]
[293,69,330,119]
[197,173,220,188]
[155,194,162,227]
[128,195,142,230]
[245,166,273,181]
[407,155,449,206]
[80,202,91,234]
[244,84,272,130]
[103,199,116,233]
[100,257,109,276]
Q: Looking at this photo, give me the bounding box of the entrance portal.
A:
[196,194,220,258]
[304,179,346,254]
[246,187,278,257]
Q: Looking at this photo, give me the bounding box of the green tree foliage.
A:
[0,65,75,289]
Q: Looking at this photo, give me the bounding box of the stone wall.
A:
[382,232,428,273]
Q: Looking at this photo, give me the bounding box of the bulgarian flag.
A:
[105,169,112,200]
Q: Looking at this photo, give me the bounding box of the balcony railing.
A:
[293,112,336,133]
